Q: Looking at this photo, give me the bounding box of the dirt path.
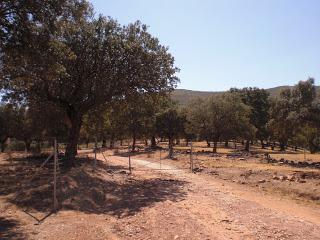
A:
[1,152,319,239]
[106,154,320,240]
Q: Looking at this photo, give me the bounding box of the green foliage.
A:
[156,106,186,157]
[187,93,255,152]
[268,78,320,152]
[230,87,270,144]
[1,1,179,164]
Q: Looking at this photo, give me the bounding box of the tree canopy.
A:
[1,0,179,165]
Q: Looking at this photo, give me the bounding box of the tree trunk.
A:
[132,135,136,152]
[225,141,229,147]
[102,139,107,148]
[245,140,250,151]
[145,139,148,146]
[151,136,156,149]
[110,136,115,149]
[234,141,237,149]
[260,139,265,149]
[213,141,217,153]
[24,140,31,152]
[280,142,286,151]
[1,142,6,152]
[168,138,174,159]
[176,138,180,145]
[120,139,123,146]
[1,136,8,152]
[206,138,210,147]
[65,113,83,167]
[35,140,41,154]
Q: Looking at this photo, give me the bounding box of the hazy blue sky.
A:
[90,0,320,91]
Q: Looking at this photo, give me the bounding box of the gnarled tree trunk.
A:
[213,141,217,153]
[151,136,156,149]
[168,138,174,159]
[24,140,31,152]
[65,110,83,167]
[1,136,8,152]
[110,136,115,149]
[102,139,107,148]
[245,140,250,151]
[206,138,210,147]
[280,142,286,151]
[132,135,136,152]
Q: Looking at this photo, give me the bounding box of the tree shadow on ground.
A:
[0,217,26,240]
[0,155,188,219]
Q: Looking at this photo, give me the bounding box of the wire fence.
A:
[93,141,199,174]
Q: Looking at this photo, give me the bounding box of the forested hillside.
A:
[172,86,320,105]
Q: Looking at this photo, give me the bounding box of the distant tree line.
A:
[186,78,320,153]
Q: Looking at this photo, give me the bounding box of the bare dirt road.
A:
[1,152,319,239]
[106,155,320,240]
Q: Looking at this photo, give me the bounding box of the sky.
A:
[90,0,320,91]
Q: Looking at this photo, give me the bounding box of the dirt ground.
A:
[129,149,320,206]
[0,148,319,240]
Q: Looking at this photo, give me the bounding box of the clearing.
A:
[0,148,319,239]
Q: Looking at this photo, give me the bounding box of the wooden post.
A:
[190,141,193,172]
[53,139,58,212]
[128,145,132,174]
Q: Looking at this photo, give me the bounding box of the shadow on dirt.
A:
[0,217,26,239]
[0,155,188,219]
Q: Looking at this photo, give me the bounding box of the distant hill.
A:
[171,86,320,105]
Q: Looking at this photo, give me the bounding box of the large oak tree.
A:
[1,0,179,166]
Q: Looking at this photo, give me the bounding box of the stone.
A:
[287,175,295,181]
[279,175,287,181]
